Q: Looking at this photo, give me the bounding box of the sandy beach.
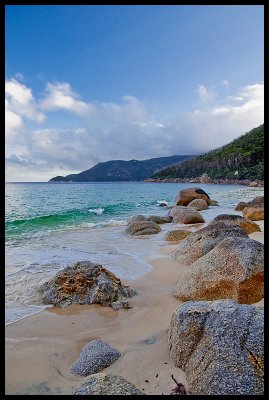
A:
[5,220,264,395]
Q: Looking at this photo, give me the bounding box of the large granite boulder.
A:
[187,199,208,211]
[175,187,211,206]
[165,229,192,242]
[172,222,247,266]
[243,206,264,221]
[39,261,136,309]
[208,214,261,234]
[169,206,205,224]
[125,220,161,235]
[168,300,264,395]
[71,340,121,376]
[73,373,144,395]
[174,236,264,304]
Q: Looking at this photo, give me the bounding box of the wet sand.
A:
[5,220,264,395]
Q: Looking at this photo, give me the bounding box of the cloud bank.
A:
[5,78,264,181]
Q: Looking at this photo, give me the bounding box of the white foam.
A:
[88,208,104,215]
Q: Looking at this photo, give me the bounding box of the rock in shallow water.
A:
[71,339,121,376]
[169,206,205,224]
[175,187,211,206]
[168,300,264,395]
[125,220,161,235]
[39,261,136,308]
[73,373,144,395]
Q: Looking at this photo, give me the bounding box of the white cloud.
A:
[5,79,264,181]
[197,84,215,102]
[5,79,45,123]
[40,81,92,115]
[222,79,230,86]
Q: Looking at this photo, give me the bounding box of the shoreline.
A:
[5,219,264,395]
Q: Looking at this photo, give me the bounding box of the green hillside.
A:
[152,124,264,181]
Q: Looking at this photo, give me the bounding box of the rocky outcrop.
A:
[169,206,205,224]
[39,261,136,309]
[208,214,261,234]
[125,220,161,235]
[172,222,247,265]
[243,206,264,221]
[187,199,208,210]
[165,230,192,242]
[168,300,264,395]
[73,373,144,395]
[71,340,121,376]
[175,187,211,206]
[173,236,264,304]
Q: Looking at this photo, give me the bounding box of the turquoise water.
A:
[5,182,264,325]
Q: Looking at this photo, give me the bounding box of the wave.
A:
[88,208,104,215]
[5,203,134,239]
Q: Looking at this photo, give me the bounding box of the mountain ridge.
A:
[49,155,195,182]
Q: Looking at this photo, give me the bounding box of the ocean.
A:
[5,181,264,326]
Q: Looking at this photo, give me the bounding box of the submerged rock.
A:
[39,261,136,308]
[172,222,247,265]
[168,300,264,395]
[71,339,121,376]
[175,187,211,206]
[73,373,144,395]
[169,206,205,224]
[208,213,261,234]
[125,220,161,235]
[174,236,264,304]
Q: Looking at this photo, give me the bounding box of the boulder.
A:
[125,220,161,235]
[235,196,264,211]
[208,199,219,206]
[71,340,121,376]
[73,373,144,395]
[169,206,205,224]
[243,207,264,221]
[165,229,192,242]
[146,215,172,224]
[208,214,261,234]
[128,214,172,225]
[248,196,264,207]
[187,199,208,210]
[174,236,264,304]
[168,300,264,395]
[175,187,211,206]
[235,201,248,211]
[172,222,247,265]
[39,261,136,309]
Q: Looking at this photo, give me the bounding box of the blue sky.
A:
[5,5,264,181]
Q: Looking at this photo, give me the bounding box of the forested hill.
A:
[49,155,195,182]
[151,124,264,181]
